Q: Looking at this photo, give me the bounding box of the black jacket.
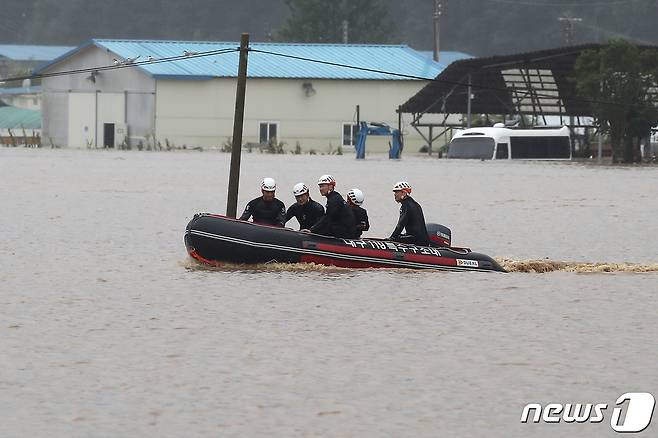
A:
[285,199,325,230]
[310,190,356,238]
[239,197,286,226]
[390,196,429,246]
[350,205,369,238]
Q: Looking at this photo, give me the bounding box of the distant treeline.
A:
[1,0,657,56]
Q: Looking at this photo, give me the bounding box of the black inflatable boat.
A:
[184,213,506,272]
[185,213,505,272]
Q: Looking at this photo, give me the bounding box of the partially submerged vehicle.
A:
[447,124,571,160]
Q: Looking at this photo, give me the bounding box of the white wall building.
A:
[36,39,469,153]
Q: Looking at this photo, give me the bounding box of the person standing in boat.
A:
[389,181,429,246]
[346,188,369,238]
[308,175,356,238]
[285,182,325,230]
[239,177,286,227]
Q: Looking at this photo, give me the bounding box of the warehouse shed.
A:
[35,39,470,152]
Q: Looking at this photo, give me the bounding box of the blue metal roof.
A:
[38,39,446,81]
[0,45,75,61]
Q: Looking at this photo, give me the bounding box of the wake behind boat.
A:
[185,213,506,272]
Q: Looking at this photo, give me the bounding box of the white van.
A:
[447,124,572,160]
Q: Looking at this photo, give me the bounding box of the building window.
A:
[259,122,278,144]
[343,123,359,147]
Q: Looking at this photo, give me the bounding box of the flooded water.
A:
[1,148,657,437]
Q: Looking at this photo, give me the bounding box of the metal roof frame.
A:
[400,44,658,130]
[400,45,609,122]
[397,44,658,155]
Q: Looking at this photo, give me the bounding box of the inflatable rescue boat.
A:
[185,213,505,272]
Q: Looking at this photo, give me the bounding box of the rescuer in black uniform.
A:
[308,175,356,238]
[346,188,369,238]
[389,181,429,246]
[285,182,325,230]
[239,177,286,226]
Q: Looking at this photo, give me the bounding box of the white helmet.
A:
[392,181,412,193]
[347,188,364,206]
[317,174,336,186]
[292,182,309,196]
[261,177,276,192]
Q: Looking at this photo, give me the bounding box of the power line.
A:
[0,47,240,83]
[0,15,24,34]
[248,48,656,111]
[577,20,656,45]
[0,21,22,35]
[249,48,435,82]
[1,44,655,113]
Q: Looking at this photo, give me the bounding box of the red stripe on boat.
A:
[313,243,458,266]
[313,243,397,259]
[402,253,458,266]
[188,248,223,267]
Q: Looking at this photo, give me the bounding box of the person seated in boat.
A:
[389,181,429,246]
[239,177,286,226]
[285,182,325,230]
[308,175,357,238]
[346,188,369,238]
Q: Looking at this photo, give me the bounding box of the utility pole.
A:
[597,56,603,163]
[342,20,349,44]
[433,0,443,62]
[559,16,582,155]
[558,16,582,45]
[597,124,603,163]
[466,74,472,129]
[226,33,249,218]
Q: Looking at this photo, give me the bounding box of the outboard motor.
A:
[426,223,451,248]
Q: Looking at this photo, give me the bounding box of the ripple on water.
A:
[496,257,658,273]
[181,256,658,274]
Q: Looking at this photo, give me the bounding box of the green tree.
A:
[575,40,658,162]
[277,0,396,44]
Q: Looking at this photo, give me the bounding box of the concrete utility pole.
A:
[466,74,472,129]
[558,16,583,45]
[598,57,603,163]
[432,0,443,62]
[226,33,249,218]
[598,126,603,163]
[558,16,582,155]
[342,20,349,44]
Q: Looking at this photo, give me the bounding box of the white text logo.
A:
[521,392,655,433]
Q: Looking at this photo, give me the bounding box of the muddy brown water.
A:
[1,148,656,437]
